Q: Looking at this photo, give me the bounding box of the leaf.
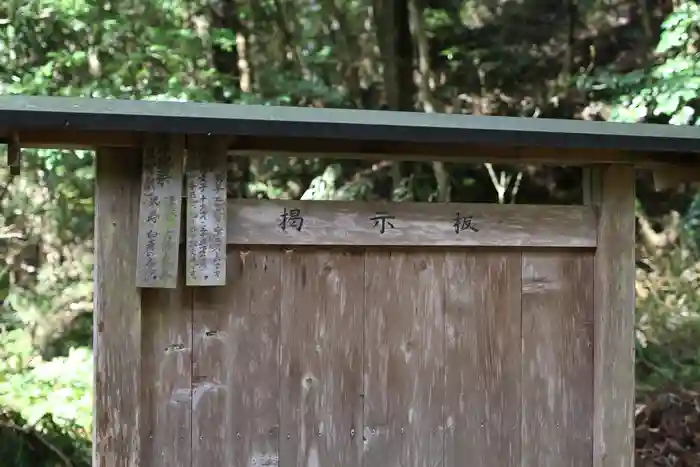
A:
[669,106,695,125]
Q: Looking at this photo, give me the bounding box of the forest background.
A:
[0,0,699,464]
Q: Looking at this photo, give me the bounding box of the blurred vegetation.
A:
[0,0,699,464]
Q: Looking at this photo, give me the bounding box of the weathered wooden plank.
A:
[443,251,521,467]
[135,134,184,288]
[140,266,192,467]
[93,147,142,467]
[186,135,228,286]
[229,249,281,466]
[279,249,364,467]
[227,200,597,248]
[191,248,282,466]
[591,165,636,467]
[8,130,20,175]
[190,286,227,464]
[364,252,444,467]
[521,251,594,467]
[9,127,700,169]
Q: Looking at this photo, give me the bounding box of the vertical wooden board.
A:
[8,130,20,175]
[443,251,521,467]
[279,249,364,467]
[93,148,142,467]
[592,165,636,467]
[190,273,228,465]
[191,248,282,466]
[186,135,228,286]
[139,267,192,467]
[521,251,594,467]
[364,251,445,467]
[228,249,281,467]
[136,134,184,288]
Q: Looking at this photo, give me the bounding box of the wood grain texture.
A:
[11,126,700,169]
[279,250,364,467]
[364,252,445,467]
[140,265,192,467]
[592,165,636,467]
[135,134,184,288]
[93,147,142,467]
[521,251,594,467]
[226,249,281,467]
[190,251,241,465]
[8,130,20,175]
[190,302,226,467]
[185,135,228,286]
[228,200,597,248]
[443,252,521,467]
[191,248,281,466]
[652,166,700,191]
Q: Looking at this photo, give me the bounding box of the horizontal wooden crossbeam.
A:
[225,200,597,248]
[2,128,699,168]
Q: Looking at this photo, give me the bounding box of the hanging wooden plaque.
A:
[135,134,184,288]
[185,135,228,286]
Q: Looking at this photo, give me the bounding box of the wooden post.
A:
[94,147,143,467]
[586,165,636,467]
[8,130,20,176]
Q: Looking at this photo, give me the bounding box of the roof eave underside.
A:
[0,96,699,166]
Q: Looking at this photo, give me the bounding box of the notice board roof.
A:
[1,95,699,167]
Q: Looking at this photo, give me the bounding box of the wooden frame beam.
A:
[651,166,700,190]
[2,129,699,168]
[221,200,597,248]
[93,147,143,466]
[586,165,636,467]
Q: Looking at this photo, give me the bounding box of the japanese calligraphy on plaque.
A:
[135,135,184,288]
[453,212,479,234]
[369,212,396,234]
[185,135,228,286]
[279,207,304,232]
[229,201,490,245]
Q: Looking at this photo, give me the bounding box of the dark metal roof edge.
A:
[1,95,699,153]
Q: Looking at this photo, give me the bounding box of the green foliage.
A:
[0,146,94,360]
[581,0,700,125]
[0,329,92,466]
[604,0,700,396]
[635,195,700,395]
[0,409,91,467]
[1,0,221,100]
[0,330,92,432]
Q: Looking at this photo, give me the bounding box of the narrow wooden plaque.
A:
[135,135,184,288]
[225,200,598,248]
[185,135,228,286]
